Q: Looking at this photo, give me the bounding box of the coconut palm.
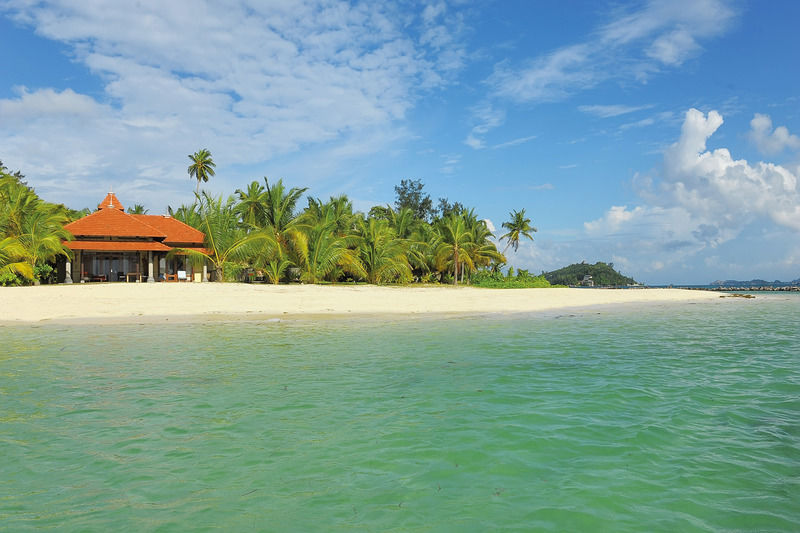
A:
[433,213,476,285]
[126,204,149,214]
[464,215,505,283]
[357,217,412,284]
[255,178,308,282]
[296,196,365,283]
[0,236,33,281]
[168,201,202,229]
[500,208,536,253]
[17,204,73,280]
[234,180,266,228]
[170,192,276,281]
[298,216,364,283]
[187,149,216,193]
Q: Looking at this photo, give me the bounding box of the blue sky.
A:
[1,0,799,284]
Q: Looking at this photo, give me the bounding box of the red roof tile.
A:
[64,241,172,251]
[133,215,205,245]
[65,207,167,238]
[98,192,124,210]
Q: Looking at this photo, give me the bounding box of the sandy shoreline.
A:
[0,283,723,324]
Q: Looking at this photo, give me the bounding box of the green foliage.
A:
[500,208,537,253]
[0,271,23,286]
[126,204,149,214]
[394,179,435,222]
[472,268,554,288]
[34,263,55,284]
[544,261,636,286]
[0,158,550,288]
[187,148,216,193]
[0,164,72,284]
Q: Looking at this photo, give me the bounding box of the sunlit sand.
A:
[0,283,722,324]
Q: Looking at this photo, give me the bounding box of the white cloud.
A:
[491,135,537,149]
[747,113,800,155]
[573,108,800,281]
[578,104,653,118]
[463,102,505,150]
[489,0,736,103]
[0,1,467,210]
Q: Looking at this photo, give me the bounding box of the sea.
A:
[1,293,798,531]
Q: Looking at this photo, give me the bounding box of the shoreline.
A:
[0,283,725,325]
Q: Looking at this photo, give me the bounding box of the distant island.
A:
[711,278,799,287]
[544,261,637,287]
[708,278,800,291]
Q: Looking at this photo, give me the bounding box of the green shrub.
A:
[473,270,555,288]
[0,271,24,286]
[34,264,55,284]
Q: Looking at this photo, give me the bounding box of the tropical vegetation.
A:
[544,261,637,287]
[0,161,77,286]
[1,154,563,287]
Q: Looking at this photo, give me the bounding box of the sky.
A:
[1,0,799,285]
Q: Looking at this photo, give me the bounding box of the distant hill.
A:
[711,278,800,287]
[544,262,637,287]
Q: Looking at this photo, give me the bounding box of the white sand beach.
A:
[0,283,721,324]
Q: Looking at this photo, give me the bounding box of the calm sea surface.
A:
[2,295,799,531]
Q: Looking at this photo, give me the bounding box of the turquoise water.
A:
[1,295,799,531]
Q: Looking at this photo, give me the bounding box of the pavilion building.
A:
[62,192,208,283]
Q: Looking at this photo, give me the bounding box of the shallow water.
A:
[2,295,799,531]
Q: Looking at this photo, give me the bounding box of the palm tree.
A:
[298,216,364,283]
[500,208,536,253]
[170,192,276,281]
[0,236,33,282]
[17,204,73,282]
[168,201,202,229]
[433,213,476,285]
[126,204,149,214]
[464,214,505,283]
[234,180,266,228]
[357,217,412,284]
[187,149,216,193]
[256,178,308,282]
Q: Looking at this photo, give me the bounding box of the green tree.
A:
[126,204,149,214]
[234,180,266,228]
[168,201,202,228]
[0,236,32,283]
[0,169,72,284]
[394,179,435,222]
[171,192,275,281]
[433,213,475,285]
[463,210,505,283]
[257,178,308,282]
[187,149,216,193]
[500,208,537,253]
[357,217,412,284]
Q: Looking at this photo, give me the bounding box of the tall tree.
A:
[234,180,266,228]
[171,192,275,281]
[433,213,476,285]
[500,208,537,253]
[187,149,216,193]
[394,179,435,222]
[357,217,412,284]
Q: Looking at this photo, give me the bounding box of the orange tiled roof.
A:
[134,215,205,245]
[65,207,167,238]
[64,240,173,252]
[98,192,124,210]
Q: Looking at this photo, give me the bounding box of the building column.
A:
[203,264,208,283]
[64,259,73,283]
[147,251,155,283]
